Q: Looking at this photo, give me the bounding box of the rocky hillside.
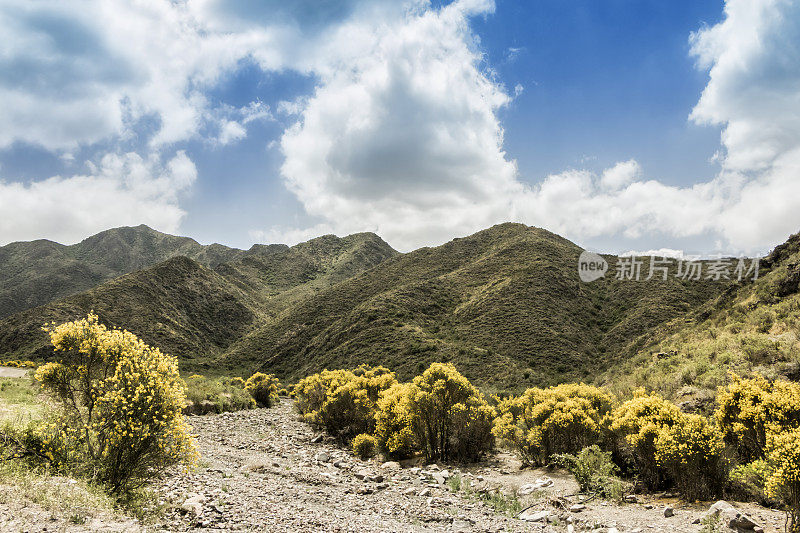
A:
[603,230,800,405]
[221,223,723,390]
[0,225,252,318]
[0,232,398,370]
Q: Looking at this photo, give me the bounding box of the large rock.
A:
[181,493,206,516]
[518,477,553,495]
[519,509,550,522]
[704,500,761,532]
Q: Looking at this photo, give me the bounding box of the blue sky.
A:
[1,0,799,255]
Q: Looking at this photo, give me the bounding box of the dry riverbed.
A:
[0,397,788,532]
[151,400,787,533]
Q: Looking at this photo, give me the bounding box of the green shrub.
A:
[493,383,613,466]
[352,433,378,459]
[245,372,280,407]
[729,459,771,504]
[185,375,256,414]
[555,445,628,501]
[35,313,198,493]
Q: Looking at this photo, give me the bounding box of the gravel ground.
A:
[2,398,786,532]
[151,400,787,533]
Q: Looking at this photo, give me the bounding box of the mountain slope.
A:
[0,232,398,369]
[0,225,250,318]
[603,231,800,404]
[220,223,723,390]
[0,256,254,364]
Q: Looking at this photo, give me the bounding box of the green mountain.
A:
[603,231,800,408]
[0,225,250,318]
[220,223,723,390]
[11,221,785,393]
[0,231,398,369]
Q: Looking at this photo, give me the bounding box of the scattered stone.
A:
[315,451,330,462]
[380,461,400,470]
[310,435,324,443]
[569,504,586,513]
[664,507,674,518]
[623,495,637,503]
[419,488,431,497]
[402,487,416,496]
[518,509,550,522]
[704,500,761,531]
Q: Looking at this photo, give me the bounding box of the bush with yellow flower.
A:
[294,365,397,441]
[493,383,613,466]
[33,313,198,493]
[245,372,281,407]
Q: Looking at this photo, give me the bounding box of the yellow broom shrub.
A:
[765,427,800,532]
[493,383,613,466]
[245,372,280,407]
[35,313,198,493]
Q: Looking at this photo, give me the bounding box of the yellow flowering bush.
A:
[375,383,418,459]
[609,391,682,489]
[716,374,800,463]
[352,433,378,459]
[653,413,724,499]
[493,383,613,466]
[35,313,198,493]
[0,360,38,368]
[764,427,800,532]
[294,365,397,441]
[403,363,494,462]
[245,372,280,407]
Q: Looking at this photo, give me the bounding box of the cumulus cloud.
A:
[0,151,196,245]
[3,0,799,254]
[262,0,800,254]
[274,1,521,250]
[599,160,641,190]
[0,0,281,151]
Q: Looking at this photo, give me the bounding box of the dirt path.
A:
[0,365,29,378]
[153,400,532,532]
[153,400,787,532]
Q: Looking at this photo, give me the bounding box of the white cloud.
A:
[689,0,800,173]
[275,1,521,250]
[599,159,641,190]
[263,0,800,255]
[0,151,196,245]
[217,121,247,146]
[0,0,281,151]
[2,0,799,254]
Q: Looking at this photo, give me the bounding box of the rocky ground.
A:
[0,398,788,532]
[149,400,788,533]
